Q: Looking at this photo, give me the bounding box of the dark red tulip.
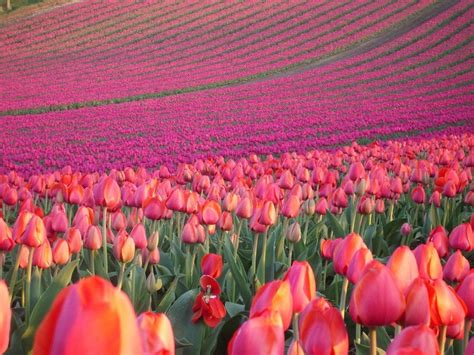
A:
[201,253,223,279]
[192,276,226,328]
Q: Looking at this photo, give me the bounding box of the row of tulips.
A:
[0,135,473,353]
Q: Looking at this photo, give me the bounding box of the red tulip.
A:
[192,276,226,328]
[136,312,175,355]
[413,243,443,280]
[443,250,470,283]
[130,223,147,250]
[143,197,166,221]
[387,325,439,355]
[0,218,14,252]
[201,253,223,279]
[332,188,348,209]
[411,185,426,204]
[320,238,342,260]
[333,233,366,276]
[447,319,467,340]
[430,190,442,207]
[283,261,316,313]
[357,196,374,215]
[315,197,328,215]
[111,211,126,231]
[403,278,431,327]
[299,298,348,355]
[166,188,185,212]
[93,177,121,210]
[65,227,82,254]
[0,280,11,354]
[51,210,68,234]
[349,260,405,326]
[346,247,373,284]
[258,200,277,226]
[387,246,419,295]
[456,270,474,319]
[427,226,449,258]
[235,197,253,219]
[33,276,143,354]
[228,312,284,355]
[21,215,46,248]
[250,280,293,330]
[218,211,233,231]
[448,222,473,252]
[12,211,34,242]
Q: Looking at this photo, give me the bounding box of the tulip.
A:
[113,230,135,264]
[413,243,443,280]
[320,238,342,260]
[448,223,473,252]
[427,226,449,258]
[443,250,470,283]
[400,223,412,237]
[387,246,419,294]
[332,188,348,209]
[258,200,277,226]
[333,233,366,276]
[346,247,373,284]
[228,312,284,355]
[315,197,328,215]
[33,240,53,269]
[143,197,166,221]
[0,280,11,354]
[281,195,300,218]
[349,260,405,326]
[33,276,143,354]
[201,200,221,225]
[84,225,102,251]
[283,261,316,313]
[65,227,82,254]
[430,190,442,207]
[137,312,175,355]
[430,279,467,326]
[192,276,226,328]
[93,177,121,211]
[12,211,34,243]
[111,211,127,231]
[130,223,147,250]
[250,280,293,330]
[201,253,223,279]
[218,211,233,231]
[235,197,253,219]
[0,218,14,252]
[387,325,439,355]
[299,299,348,355]
[456,270,474,319]
[52,239,70,266]
[403,278,431,327]
[166,188,185,212]
[412,185,426,204]
[21,215,46,248]
[51,210,68,234]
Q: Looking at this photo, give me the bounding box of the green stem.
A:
[463,319,471,352]
[302,217,310,244]
[439,325,447,355]
[288,243,294,266]
[369,327,377,355]
[355,323,361,344]
[8,247,21,302]
[250,233,260,284]
[102,207,108,275]
[90,250,95,275]
[339,277,349,319]
[388,201,394,222]
[292,313,300,343]
[233,219,243,258]
[25,247,34,325]
[117,263,126,290]
[261,229,268,282]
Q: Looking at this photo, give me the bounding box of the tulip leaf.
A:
[383,218,406,246]
[156,276,179,313]
[355,342,386,355]
[167,289,205,355]
[326,211,346,237]
[223,238,252,308]
[30,267,43,311]
[225,302,245,318]
[21,259,79,350]
[5,324,26,355]
[376,327,391,350]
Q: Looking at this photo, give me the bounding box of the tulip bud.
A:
[443,250,470,283]
[400,223,412,237]
[303,199,316,216]
[130,223,147,250]
[387,246,419,295]
[236,197,253,219]
[315,197,328,215]
[33,240,53,269]
[0,218,14,252]
[286,222,301,243]
[84,225,102,250]
[145,273,162,294]
[113,230,135,264]
[147,231,159,252]
[411,185,426,204]
[52,239,70,266]
[137,312,174,355]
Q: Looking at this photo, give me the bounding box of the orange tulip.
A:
[21,215,46,248]
[387,246,419,295]
[0,280,11,354]
[349,260,405,326]
[52,239,70,266]
[283,261,316,313]
[12,211,34,243]
[65,227,82,254]
[387,325,439,355]
[201,200,221,225]
[250,280,293,330]
[33,240,53,269]
[136,312,175,355]
[281,195,300,218]
[403,278,431,327]
[299,298,348,355]
[201,253,223,279]
[258,200,277,226]
[113,230,135,264]
[320,238,342,260]
[33,276,143,354]
[413,243,443,280]
[0,217,14,252]
[429,279,467,326]
[228,311,284,355]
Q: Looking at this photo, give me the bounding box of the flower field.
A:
[0,1,473,354]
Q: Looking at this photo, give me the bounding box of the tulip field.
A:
[1,1,474,355]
